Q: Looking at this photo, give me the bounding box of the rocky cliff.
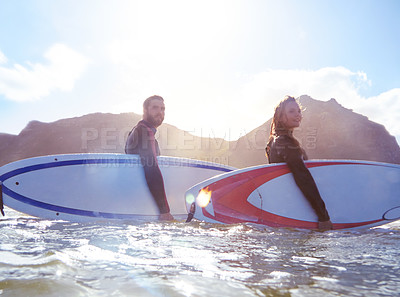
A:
[227,95,400,167]
[1,95,399,168]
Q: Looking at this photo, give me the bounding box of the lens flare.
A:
[185,193,195,204]
[196,188,212,208]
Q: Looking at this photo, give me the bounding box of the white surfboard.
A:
[184,160,400,230]
[0,154,235,222]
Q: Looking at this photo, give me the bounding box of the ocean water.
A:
[1,207,400,297]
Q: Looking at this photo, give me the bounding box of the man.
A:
[125,95,174,221]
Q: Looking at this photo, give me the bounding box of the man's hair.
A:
[143,95,164,109]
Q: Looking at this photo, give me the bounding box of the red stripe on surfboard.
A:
[201,161,380,229]
[332,219,384,229]
[202,164,290,223]
[204,207,384,229]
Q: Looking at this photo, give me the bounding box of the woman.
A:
[266,96,333,231]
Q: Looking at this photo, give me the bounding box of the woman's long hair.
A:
[265,96,303,159]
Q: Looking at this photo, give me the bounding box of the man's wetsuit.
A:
[125,120,170,214]
[266,134,330,222]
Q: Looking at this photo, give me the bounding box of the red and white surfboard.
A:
[185,160,400,230]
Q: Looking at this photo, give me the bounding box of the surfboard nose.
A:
[383,206,400,221]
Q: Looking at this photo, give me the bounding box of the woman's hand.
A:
[318,220,333,231]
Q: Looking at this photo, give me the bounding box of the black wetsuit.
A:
[266,135,330,222]
[125,120,170,214]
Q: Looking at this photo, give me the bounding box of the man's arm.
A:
[127,125,171,215]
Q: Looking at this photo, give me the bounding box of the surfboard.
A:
[0,154,235,222]
[184,160,400,230]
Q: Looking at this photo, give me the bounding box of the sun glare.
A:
[196,188,212,208]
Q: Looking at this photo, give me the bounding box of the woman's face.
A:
[282,101,302,129]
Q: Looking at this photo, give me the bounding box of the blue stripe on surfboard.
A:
[2,185,166,219]
[0,157,232,181]
[0,157,232,219]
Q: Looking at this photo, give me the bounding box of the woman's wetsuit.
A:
[125,120,170,214]
[266,134,330,222]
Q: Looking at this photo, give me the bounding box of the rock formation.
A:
[1,95,399,168]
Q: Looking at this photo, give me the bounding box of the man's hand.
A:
[159,212,174,221]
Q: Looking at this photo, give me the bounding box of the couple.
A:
[125,95,333,231]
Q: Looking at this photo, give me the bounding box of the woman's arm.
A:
[278,137,331,222]
[285,152,330,222]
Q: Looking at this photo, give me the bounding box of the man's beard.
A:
[147,114,164,127]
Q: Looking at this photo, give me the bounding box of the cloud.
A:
[0,50,7,64]
[236,67,400,143]
[134,66,399,144]
[240,67,368,106]
[0,44,89,102]
[198,67,372,138]
[354,88,400,139]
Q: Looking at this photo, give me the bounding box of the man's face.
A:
[144,99,165,128]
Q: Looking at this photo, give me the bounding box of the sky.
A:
[0,0,400,143]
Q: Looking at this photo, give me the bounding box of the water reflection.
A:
[1,207,400,296]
